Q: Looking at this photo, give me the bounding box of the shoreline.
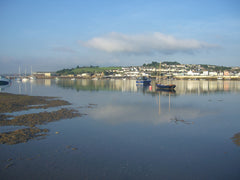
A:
[0,93,83,145]
[7,75,240,81]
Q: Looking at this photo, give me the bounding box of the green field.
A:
[56,66,122,75]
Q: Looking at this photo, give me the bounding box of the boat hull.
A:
[0,76,10,86]
[156,83,176,90]
[0,81,9,85]
[136,80,151,86]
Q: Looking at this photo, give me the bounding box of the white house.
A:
[209,72,218,76]
[187,70,200,76]
[202,71,209,76]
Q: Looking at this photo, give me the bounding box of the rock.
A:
[5,163,14,169]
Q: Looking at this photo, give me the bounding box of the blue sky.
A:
[0,0,239,73]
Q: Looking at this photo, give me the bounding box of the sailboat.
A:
[22,68,29,82]
[156,62,176,90]
[16,66,22,82]
[29,66,36,80]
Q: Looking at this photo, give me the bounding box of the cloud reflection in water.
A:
[89,102,215,125]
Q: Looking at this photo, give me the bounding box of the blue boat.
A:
[156,83,176,90]
[136,76,151,86]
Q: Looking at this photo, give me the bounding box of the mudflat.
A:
[0,93,82,145]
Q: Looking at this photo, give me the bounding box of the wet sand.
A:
[0,93,82,145]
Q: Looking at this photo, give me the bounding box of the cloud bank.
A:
[83,32,218,55]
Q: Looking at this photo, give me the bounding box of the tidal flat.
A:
[0,93,71,113]
[0,93,82,145]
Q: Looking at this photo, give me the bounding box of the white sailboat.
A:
[16,66,22,82]
[29,66,36,80]
[22,68,29,82]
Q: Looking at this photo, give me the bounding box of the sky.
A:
[0,0,240,73]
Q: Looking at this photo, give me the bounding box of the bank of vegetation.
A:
[143,61,180,68]
[56,66,122,76]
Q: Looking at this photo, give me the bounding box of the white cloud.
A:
[82,32,218,55]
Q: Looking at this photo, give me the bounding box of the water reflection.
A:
[1,79,240,179]
[51,79,240,95]
[9,79,240,95]
[6,80,224,126]
[88,89,214,125]
[0,84,11,92]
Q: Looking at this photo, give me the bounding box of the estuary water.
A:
[0,79,240,180]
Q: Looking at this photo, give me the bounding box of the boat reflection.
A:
[10,79,240,98]
[156,89,176,115]
[50,79,240,95]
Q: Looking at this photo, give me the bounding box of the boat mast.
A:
[19,66,21,77]
[158,62,161,84]
[158,91,161,115]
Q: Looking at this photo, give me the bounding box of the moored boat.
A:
[156,83,176,90]
[29,76,36,80]
[22,77,29,82]
[136,76,151,86]
[0,76,10,85]
[156,62,176,90]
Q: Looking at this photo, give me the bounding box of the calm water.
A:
[1,79,240,180]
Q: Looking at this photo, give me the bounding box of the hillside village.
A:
[33,62,240,80]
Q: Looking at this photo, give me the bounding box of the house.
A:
[187,70,200,76]
[78,73,91,78]
[218,72,224,76]
[209,72,218,76]
[224,71,230,76]
[33,72,53,78]
[125,71,139,77]
[202,71,209,76]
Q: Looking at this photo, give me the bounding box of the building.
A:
[33,72,54,78]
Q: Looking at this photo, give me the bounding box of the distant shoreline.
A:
[7,76,240,81]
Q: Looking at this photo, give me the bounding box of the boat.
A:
[0,76,10,85]
[22,77,29,82]
[16,77,22,82]
[22,68,29,82]
[29,66,36,80]
[16,66,22,82]
[29,76,36,80]
[156,83,176,90]
[156,62,176,90]
[136,76,151,86]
